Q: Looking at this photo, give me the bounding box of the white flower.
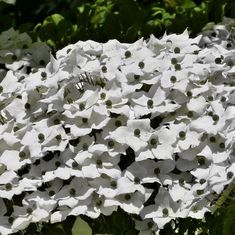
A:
[85,193,117,218]
[105,191,146,214]
[134,218,158,235]
[125,159,175,185]
[141,187,180,229]
[110,119,152,152]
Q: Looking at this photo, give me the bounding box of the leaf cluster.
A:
[0,0,234,50]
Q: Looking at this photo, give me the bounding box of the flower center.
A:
[106,99,112,107]
[110,181,117,188]
[174,47,180,53]
[154,167,160,175]
[134,128,140,136]
[101,65,107,73]
[162,208,169,216]
[124,194,131,200]
[138,61,145,69]
[147,99,154,108]
[125,50,131,58]
[38,133,45,142]
[179,131,186,138]
[79,103,85,111]
[100,92,106,99]
[115,120,122,127]
[170,76,176,83]
[108,140,115,148]
[69,188,76,196]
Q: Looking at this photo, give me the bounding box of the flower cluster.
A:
[0,24,234,235]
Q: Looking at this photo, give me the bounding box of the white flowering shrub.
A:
[0,23,235,235]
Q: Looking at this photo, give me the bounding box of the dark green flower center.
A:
[179,131,186,138]
[147,99,154,108]
[96,199,102,207]
[197,156,205,165]
[134,177,140,184]
[154,167,160,175]
[208,111,213,116]
[187,111,194,118]
[138,61,145,69]
[101,66,107,73]
[38,133,45,142]
[219,142,225,149]
[53,119,61,125]
[13,126,20,132]
[56,134,62,141]
[220,96,226,102]
[55,161,61,167]
[215,57,222,64]
[150,138,157,146]
[186,91,192,97]
[106,99,112,107]
[100,92,106,99]
[110,181,117,188]
[96,159,102,166]
[24,103,31,110]
[41,72,47,78]
[162,208,169,216]
[134,74,140,80]
[125,51,131,58]
[175,64,181,70]
[199,179,206,184]
[179,178,184,185]
[170,76,176,83]
[27,207,33,214]
[8,217,14,224]
[124,194,131,200]
[209,136,216,143]
[69,188,76,196]
[196,189,204,195]
[5,183,12,191]
[82,118,88,124]
[208,95,213,101]
[108,140,115,148]
[227,171,233,179]
[171,58,178,64]
[49,190,55,196]
[115,120,122,127]
[174,47,180,53]
[212,114,219,122]
[79,103,85,111]
[19,151,26,159]
[72,161,79,168]
[134,128,140,136]
[82,143,88,151]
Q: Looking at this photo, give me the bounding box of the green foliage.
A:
[0,0,15,4]
[223,200,235,235]
[0,0,233,50]
[72,217,92,235]
[33,13,77,49]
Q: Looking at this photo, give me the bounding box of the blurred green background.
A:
[0,0,234,50]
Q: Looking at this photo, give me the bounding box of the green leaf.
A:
[223,201,235,235]
[72,217,92,235]
[0,0,15,4]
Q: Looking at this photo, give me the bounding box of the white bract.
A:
[0,19,234,235]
